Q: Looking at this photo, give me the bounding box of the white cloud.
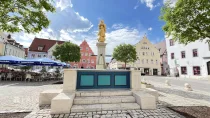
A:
[47,5,93,33]
[105,27,146,55]
[56,0,73,10]
[112,24,124,29]
[148,27,152,31]
[134,0,160,10]
[11,0,93,48]
[163,0,177,7]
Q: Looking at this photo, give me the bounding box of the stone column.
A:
[130,70,141,90]
[63,69,77,92]
[96,42,107,69]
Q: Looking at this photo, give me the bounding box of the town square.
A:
[0,0,210,118]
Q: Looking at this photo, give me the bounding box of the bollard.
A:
[184,83,193,91]
[165,80,171,86]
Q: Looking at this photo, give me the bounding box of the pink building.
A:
[70,40,96,69]
[155,40,169,75]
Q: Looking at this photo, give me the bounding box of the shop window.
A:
[181,67,187,74]
[193,66,200,75]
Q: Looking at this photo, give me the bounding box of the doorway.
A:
[144,68,149,75]
[207,61,210,75]
[153,69,158,75]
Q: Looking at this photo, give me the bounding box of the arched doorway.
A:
[207,61,210,75]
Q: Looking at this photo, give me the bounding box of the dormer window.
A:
[38,46,43,51]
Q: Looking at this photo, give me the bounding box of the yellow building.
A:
[109,36,161,75]
[134,36,161,75]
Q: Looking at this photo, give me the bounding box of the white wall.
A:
[166,36,210,79]
[5,44,25,58]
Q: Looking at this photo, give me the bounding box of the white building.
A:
[0,32,25,58]
[28,38,65,70]
[166,36,210,79]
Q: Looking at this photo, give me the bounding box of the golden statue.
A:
[98,20,106,42]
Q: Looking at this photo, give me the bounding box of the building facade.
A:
[134,36,161,75]
[0,32,25,58]
[109,36,161,75]
[166,36,210,79]
[155,40,169,75]
[70,40,96,69]
[28,38,65,70]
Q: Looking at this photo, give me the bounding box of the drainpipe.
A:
[3,42,7,55]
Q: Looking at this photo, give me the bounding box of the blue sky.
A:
[12,0,177,55]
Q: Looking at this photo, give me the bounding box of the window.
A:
[82,59,86,63]
[81,53,84,56]
[91,60,94,63]
[156,60,158,65]
[181,67,187,74]
[193,49,198,57]
[143,52,145,56]
[142,59,144,64]
[86,47,89,50]
[38,54,41,58]
[38,46,43,51]
[171,53,174,59]
[181,51,185,58]
[151,59,153,64]
[31,54,35,58]
[85,53,88,56]
[80,47,83,50]
[146,59,148,64]
[169,39,174,46]
[87,59,90,63]
[193,66,200,75]
[43,55,46,57]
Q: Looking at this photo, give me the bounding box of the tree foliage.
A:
[0,0,55,33]
[113,44,137,68]
[160,0,210,44]
[53,42,81,62]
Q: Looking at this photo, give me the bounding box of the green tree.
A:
[160,0,210,44]
[0,0,55,33]
[53,42,81,62]
[113,44,137,69]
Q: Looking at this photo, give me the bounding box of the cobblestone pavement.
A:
[0,81,62,112]
[25,105,183,118]
[144,77,210,107]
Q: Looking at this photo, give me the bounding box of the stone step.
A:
[73,96,136,105]
[71,103,140,112]
[76,90,132,97]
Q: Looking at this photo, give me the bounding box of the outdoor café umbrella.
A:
[0,55,24,64]
[23,58,62,66]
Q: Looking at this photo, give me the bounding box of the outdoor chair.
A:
[6,73,12,81]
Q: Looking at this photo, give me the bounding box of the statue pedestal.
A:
[96,42,107,69]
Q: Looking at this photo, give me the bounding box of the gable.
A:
[29,38,65,52]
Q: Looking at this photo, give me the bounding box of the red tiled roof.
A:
[29,38,65,52]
